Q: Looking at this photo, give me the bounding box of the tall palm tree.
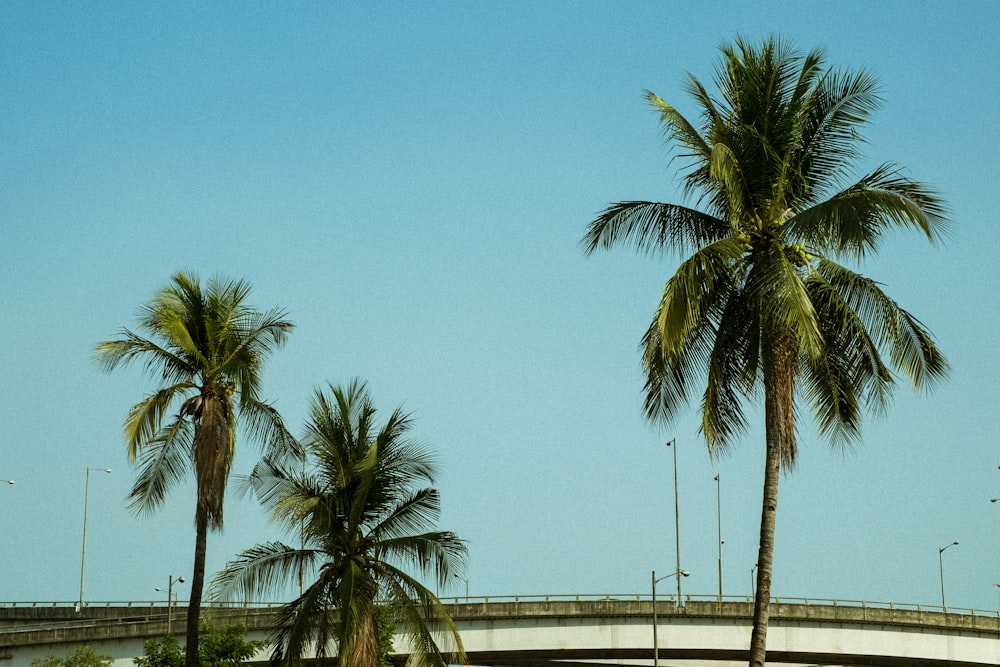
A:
[95,272,295,667]
[582,37,948,666]
[211,380,467,667]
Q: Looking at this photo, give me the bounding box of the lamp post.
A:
[714,473,723,602]
[652,569,690,667]
[751,565,757,600]
[938,540,959,608]
[665,439,682,605]
[78,467,111,610]
[2,479,12,486]
[155,575,186,635]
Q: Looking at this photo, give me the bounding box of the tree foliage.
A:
[583,36,947,666]
[96,272,295,667]
[135,624,267,667]
[32,646,113,667]
[211,380,467,667]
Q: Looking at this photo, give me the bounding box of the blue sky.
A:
[2,2,998,612]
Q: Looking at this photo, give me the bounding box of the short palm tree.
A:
[95,272,295,667]
[211,380,468,667]
[582,37,948,666]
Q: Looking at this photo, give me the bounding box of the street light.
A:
[751,565,758,600]
[78,467,111,610]
[2,479,12,485]
[938,540,959,608]
[714,473,723,602]
[155,575,186,635]
[652,569,690,667]
[665,439,682,605]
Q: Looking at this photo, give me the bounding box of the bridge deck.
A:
[2,598,999,667]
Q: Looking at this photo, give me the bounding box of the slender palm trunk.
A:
[345,610,379,667]
[748,424,780,666]
[749,335,796,667]
[185,508,208,667]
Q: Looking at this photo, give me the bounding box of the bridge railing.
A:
[3,594,998,618]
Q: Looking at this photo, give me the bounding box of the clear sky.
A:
[2,2,998,613]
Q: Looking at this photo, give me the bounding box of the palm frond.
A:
[816,259,949,388]
[700,292,761,452]
[743,251,822,359]
[95,330,194,383]
[581,201,728,256]
[240,398,303,464]
[789,164,949,258]
[641,237,745,425]
[379,567,466,667]
[121,383,194,460]
[794,67,881,200]
[127,417,192,516]
[211,541,312,602]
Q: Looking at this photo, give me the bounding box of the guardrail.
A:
[3,594,998,617]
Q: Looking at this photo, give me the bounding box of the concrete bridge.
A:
[3,595,1000,667]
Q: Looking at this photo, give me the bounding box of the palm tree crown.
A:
[212,380,467,667]
[582,37,948,667]
[584,36,947,460]
[95,271,295,667]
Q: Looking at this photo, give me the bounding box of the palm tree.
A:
[582,37,948,666]
[211,380,468,667]
[95,272,295,667]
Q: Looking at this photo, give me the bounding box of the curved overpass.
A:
[3,597,1000,667]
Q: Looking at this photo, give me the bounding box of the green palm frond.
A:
[581,201,729,256]
[241,398,302,465]
[815,259,948,388]
[794,68,881,200]
[94,331,194,383]
[122,383,196,461]
[380,568,465,667]
[790,163,949,258]
[127,417,193,516]
[700,293,761,452]
[211,541,312,602]
[652,236,746,353]
[373,489,441,541]
[642,244,744,425]
[270,576,335,667]
[743,250,822,359]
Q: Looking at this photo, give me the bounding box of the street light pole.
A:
[666,439,682,605]
[652,568,690,667]
[78,467,111,610]
[938,540,959,608]
[156,575,186,635]
[715,473,723,602]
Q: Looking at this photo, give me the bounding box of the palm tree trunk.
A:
[345,610,379,667]
[748,423,780,666]
[749,334,796,667]
[185,507,209,667]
